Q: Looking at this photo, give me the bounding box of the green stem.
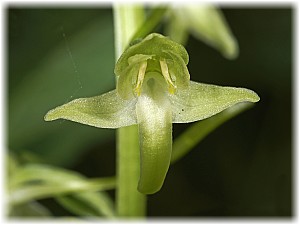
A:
[113,5,146,217]
[131,6,168,41]
[114,5,145,57]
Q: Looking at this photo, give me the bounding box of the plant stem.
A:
[114,5,145,57]
[131,6,168,41]
[116,126,146,217]
[113,5,146,217]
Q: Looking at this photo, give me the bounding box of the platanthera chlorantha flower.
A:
[45,33,259,194]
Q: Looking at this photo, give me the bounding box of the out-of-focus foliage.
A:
[8,8,115,166]
[7,154,116,217]
[166,5,239,59]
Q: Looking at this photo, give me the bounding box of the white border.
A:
[1,0,298,6]
[1,0,298,225]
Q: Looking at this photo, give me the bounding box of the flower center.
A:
[134,59,176,96]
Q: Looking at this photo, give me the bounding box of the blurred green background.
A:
[8,6,292,217]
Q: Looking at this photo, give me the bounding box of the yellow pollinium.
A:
[159,59,177,94]
[134,61,148,96]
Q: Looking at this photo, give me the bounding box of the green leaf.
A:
[44,90,137,129]
[171,81,260,123]
[171,102,254,163]
[8,164,116,205]
[56,191,115,218]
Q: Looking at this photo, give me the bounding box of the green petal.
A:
[136,73,172,194]
[164,11,189,45]
[163,50,190,90]
[114,33,191,98]
[171,81,260,123]
[44,90,137,128]
[116,54,154,99]
[117,63,140,99]
[175,5,239,59]
[115,33,189,76]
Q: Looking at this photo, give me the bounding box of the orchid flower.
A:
[45,33,259,194]
[167,4,239,59]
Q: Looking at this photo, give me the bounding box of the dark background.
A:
[8,6,292,217]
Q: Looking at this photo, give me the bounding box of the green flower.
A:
[45,33,259,194]
[166,4,239,59]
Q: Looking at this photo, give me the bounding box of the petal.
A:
[44,90,137,128]
[114,33,189,75]
[163,50,190,90]
[136,74,172,194]
[174,4,239,59]
[164,11,189,45]
[171,81,260,123]
[116,54,154,99]
[116,63,140,99]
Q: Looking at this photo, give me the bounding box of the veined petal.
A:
[44,90,137,128]
[136,73,172,194]
[171,81,260,123]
